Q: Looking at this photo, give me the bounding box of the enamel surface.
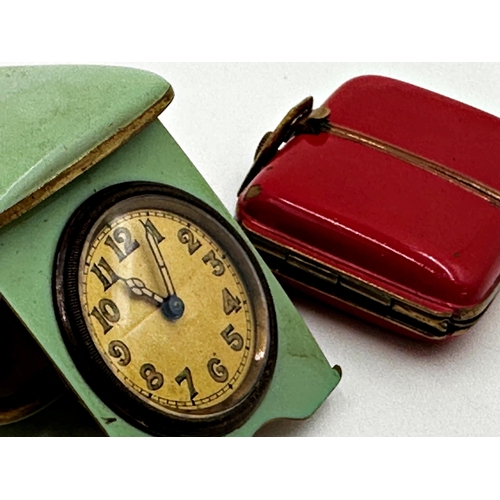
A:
[0,65,170,216]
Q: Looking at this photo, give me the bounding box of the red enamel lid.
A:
[237,76,500,314]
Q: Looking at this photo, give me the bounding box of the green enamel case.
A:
[0,66,341,436]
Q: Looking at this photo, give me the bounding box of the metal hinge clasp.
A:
[238,97,331,196]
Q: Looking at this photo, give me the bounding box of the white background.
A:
[2,4,500,496]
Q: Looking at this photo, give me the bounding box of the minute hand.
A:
[143,225,176,298]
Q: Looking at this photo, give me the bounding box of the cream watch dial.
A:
[54,183,277,436]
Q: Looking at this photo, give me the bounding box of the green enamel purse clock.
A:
[0,65,342,436]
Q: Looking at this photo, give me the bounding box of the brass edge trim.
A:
[0,86,175,230]
[391,304,449,333]
[238,97,314,196]
[279,271,465,342]
[244,96,500,208]
[454,284,500,322]
[243,225,493,333]
[287,254,339,285]
[340,275,391,307]
[325,123,500,208]
[246,226,450,318]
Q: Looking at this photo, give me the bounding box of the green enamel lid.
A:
[0,65,173,228]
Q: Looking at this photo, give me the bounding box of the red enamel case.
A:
[236,76,500,341]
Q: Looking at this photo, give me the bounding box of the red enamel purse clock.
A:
[237,75,500,341]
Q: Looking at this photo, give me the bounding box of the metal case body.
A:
[0,66,341,436]
[237,76,500,340]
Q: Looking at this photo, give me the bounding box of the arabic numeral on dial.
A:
[90,299,121,334]
[202,250,225,276]
[175,367,198,401]
[223,288,242,315]
[178,228,202,255]
[91,257,118,291]
[105,227,140,262]
[140,364,164,391]
[109,340,131,367]
[208,358,229,384]
[141,219,165,243]
[221,324,244,352]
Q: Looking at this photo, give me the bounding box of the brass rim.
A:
[0,87,175,230]
[242,95,500,208]
[241,226,495,340]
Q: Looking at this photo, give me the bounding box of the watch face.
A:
[54,183,277,436]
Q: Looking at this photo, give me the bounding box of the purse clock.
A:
[0,65,341,437]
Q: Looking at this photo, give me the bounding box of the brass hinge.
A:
[238,97,331,196]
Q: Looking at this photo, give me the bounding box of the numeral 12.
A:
[105,227,140,262]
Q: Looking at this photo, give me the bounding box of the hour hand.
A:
[119,277,164,306]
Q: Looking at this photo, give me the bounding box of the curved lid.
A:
[0,65,173,228]
[238,76,500,313]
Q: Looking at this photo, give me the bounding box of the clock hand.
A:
[142,222,176,297]
[141,221,185,322]
[119,277,164,306]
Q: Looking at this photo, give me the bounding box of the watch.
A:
[54,182,277,436]
[0,65,341,436]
